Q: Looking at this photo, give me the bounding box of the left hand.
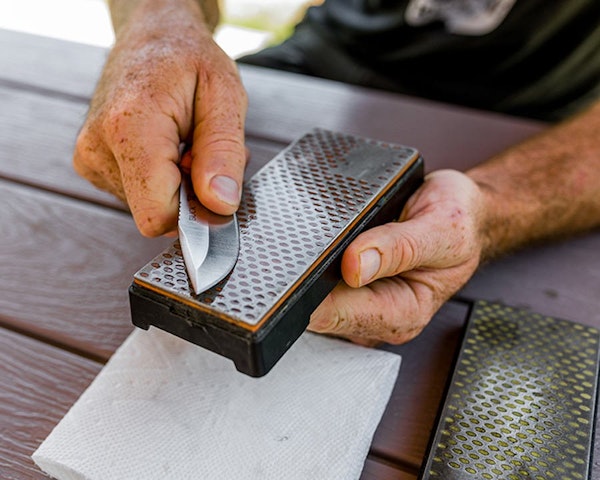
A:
[308,169,486,346]
[72,0,247,237]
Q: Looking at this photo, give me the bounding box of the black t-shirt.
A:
[293,0,600,120]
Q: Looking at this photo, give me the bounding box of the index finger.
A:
[190,65,248,215]
[113,117,182,237]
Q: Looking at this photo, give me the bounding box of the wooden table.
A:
[1,28,599,479]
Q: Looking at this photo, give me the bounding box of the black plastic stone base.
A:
[129,130,424,377]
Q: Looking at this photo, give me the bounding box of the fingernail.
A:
[210,175,240,207]
[359,248,381,285]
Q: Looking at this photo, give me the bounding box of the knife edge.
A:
[178,175,239,295]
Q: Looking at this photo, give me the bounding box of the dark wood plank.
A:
[0,320,419,480]
[460,232,600,329]
[0,84,122,208]
[0,29,544,176]
[371,300,469,467]
[241,65,545,172]
[361,457,417,480]
[0,29,105,99]
[0,83,283,209]
[0,321,417,480]
[0,327,102,479]
[0,179,171,360]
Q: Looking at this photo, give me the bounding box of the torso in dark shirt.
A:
[242,0,600,120]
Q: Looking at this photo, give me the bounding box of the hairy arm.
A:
[310,100,600,344]
[108,0,220,34]
[470,99,600,260]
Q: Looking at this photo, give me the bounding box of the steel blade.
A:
[178,175,239,294]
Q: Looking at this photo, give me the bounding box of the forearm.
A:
[468,100,600,260]
[107,0,220,35]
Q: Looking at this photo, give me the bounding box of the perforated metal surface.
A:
[421,300,600,480]
[134,129,419,327]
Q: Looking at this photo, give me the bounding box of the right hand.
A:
[308,169,486,345]
[73,0,248,237]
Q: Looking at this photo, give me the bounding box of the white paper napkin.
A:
[33,328,400,480]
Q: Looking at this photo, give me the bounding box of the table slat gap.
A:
[0,314,107,365]
[0,77,91,105]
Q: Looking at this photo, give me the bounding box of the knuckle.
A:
[73,125,96,168]
[100,103,133,141]
[322,304,347,334]
[135,212,168,238]
[131,199,176,238]
[384,225,420,274]
[385,323,425,345]
[199,134,245,159]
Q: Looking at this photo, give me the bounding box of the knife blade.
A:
[178,174,240,295]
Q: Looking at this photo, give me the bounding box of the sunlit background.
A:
[0,0,320,58]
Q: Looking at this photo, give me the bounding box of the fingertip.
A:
[341,241,382,288]
[209,174,241,211]
[191,173,241,215]
[131,181,180,238]
[135,211,178,238]
[180,150,192,174]
[308,295,337,333]
[357,248,381,286]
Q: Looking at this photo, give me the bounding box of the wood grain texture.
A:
[240,65,544,172]
[0,29,105,99]
[0,83,284,210]
[372,301,469,467]
[0,179,171,360]
[361,457,417,480]
[460,232,600,328]
[0,29,544,178]
[0,327,102,479]
[0,84,123,209]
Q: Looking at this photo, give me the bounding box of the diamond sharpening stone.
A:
[129,128,424,377]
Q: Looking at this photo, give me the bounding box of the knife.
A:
[178,174,240,295]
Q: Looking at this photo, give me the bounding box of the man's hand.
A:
[73,0,247,237]
[308,170,485,345]
[308,99,600,346]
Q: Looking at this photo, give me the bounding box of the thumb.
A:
[190,65,248,215]
[341,212,470,288]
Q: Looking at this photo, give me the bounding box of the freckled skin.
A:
[73,0,247,237]
[311,111,600,343]
[75,0,600,346]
